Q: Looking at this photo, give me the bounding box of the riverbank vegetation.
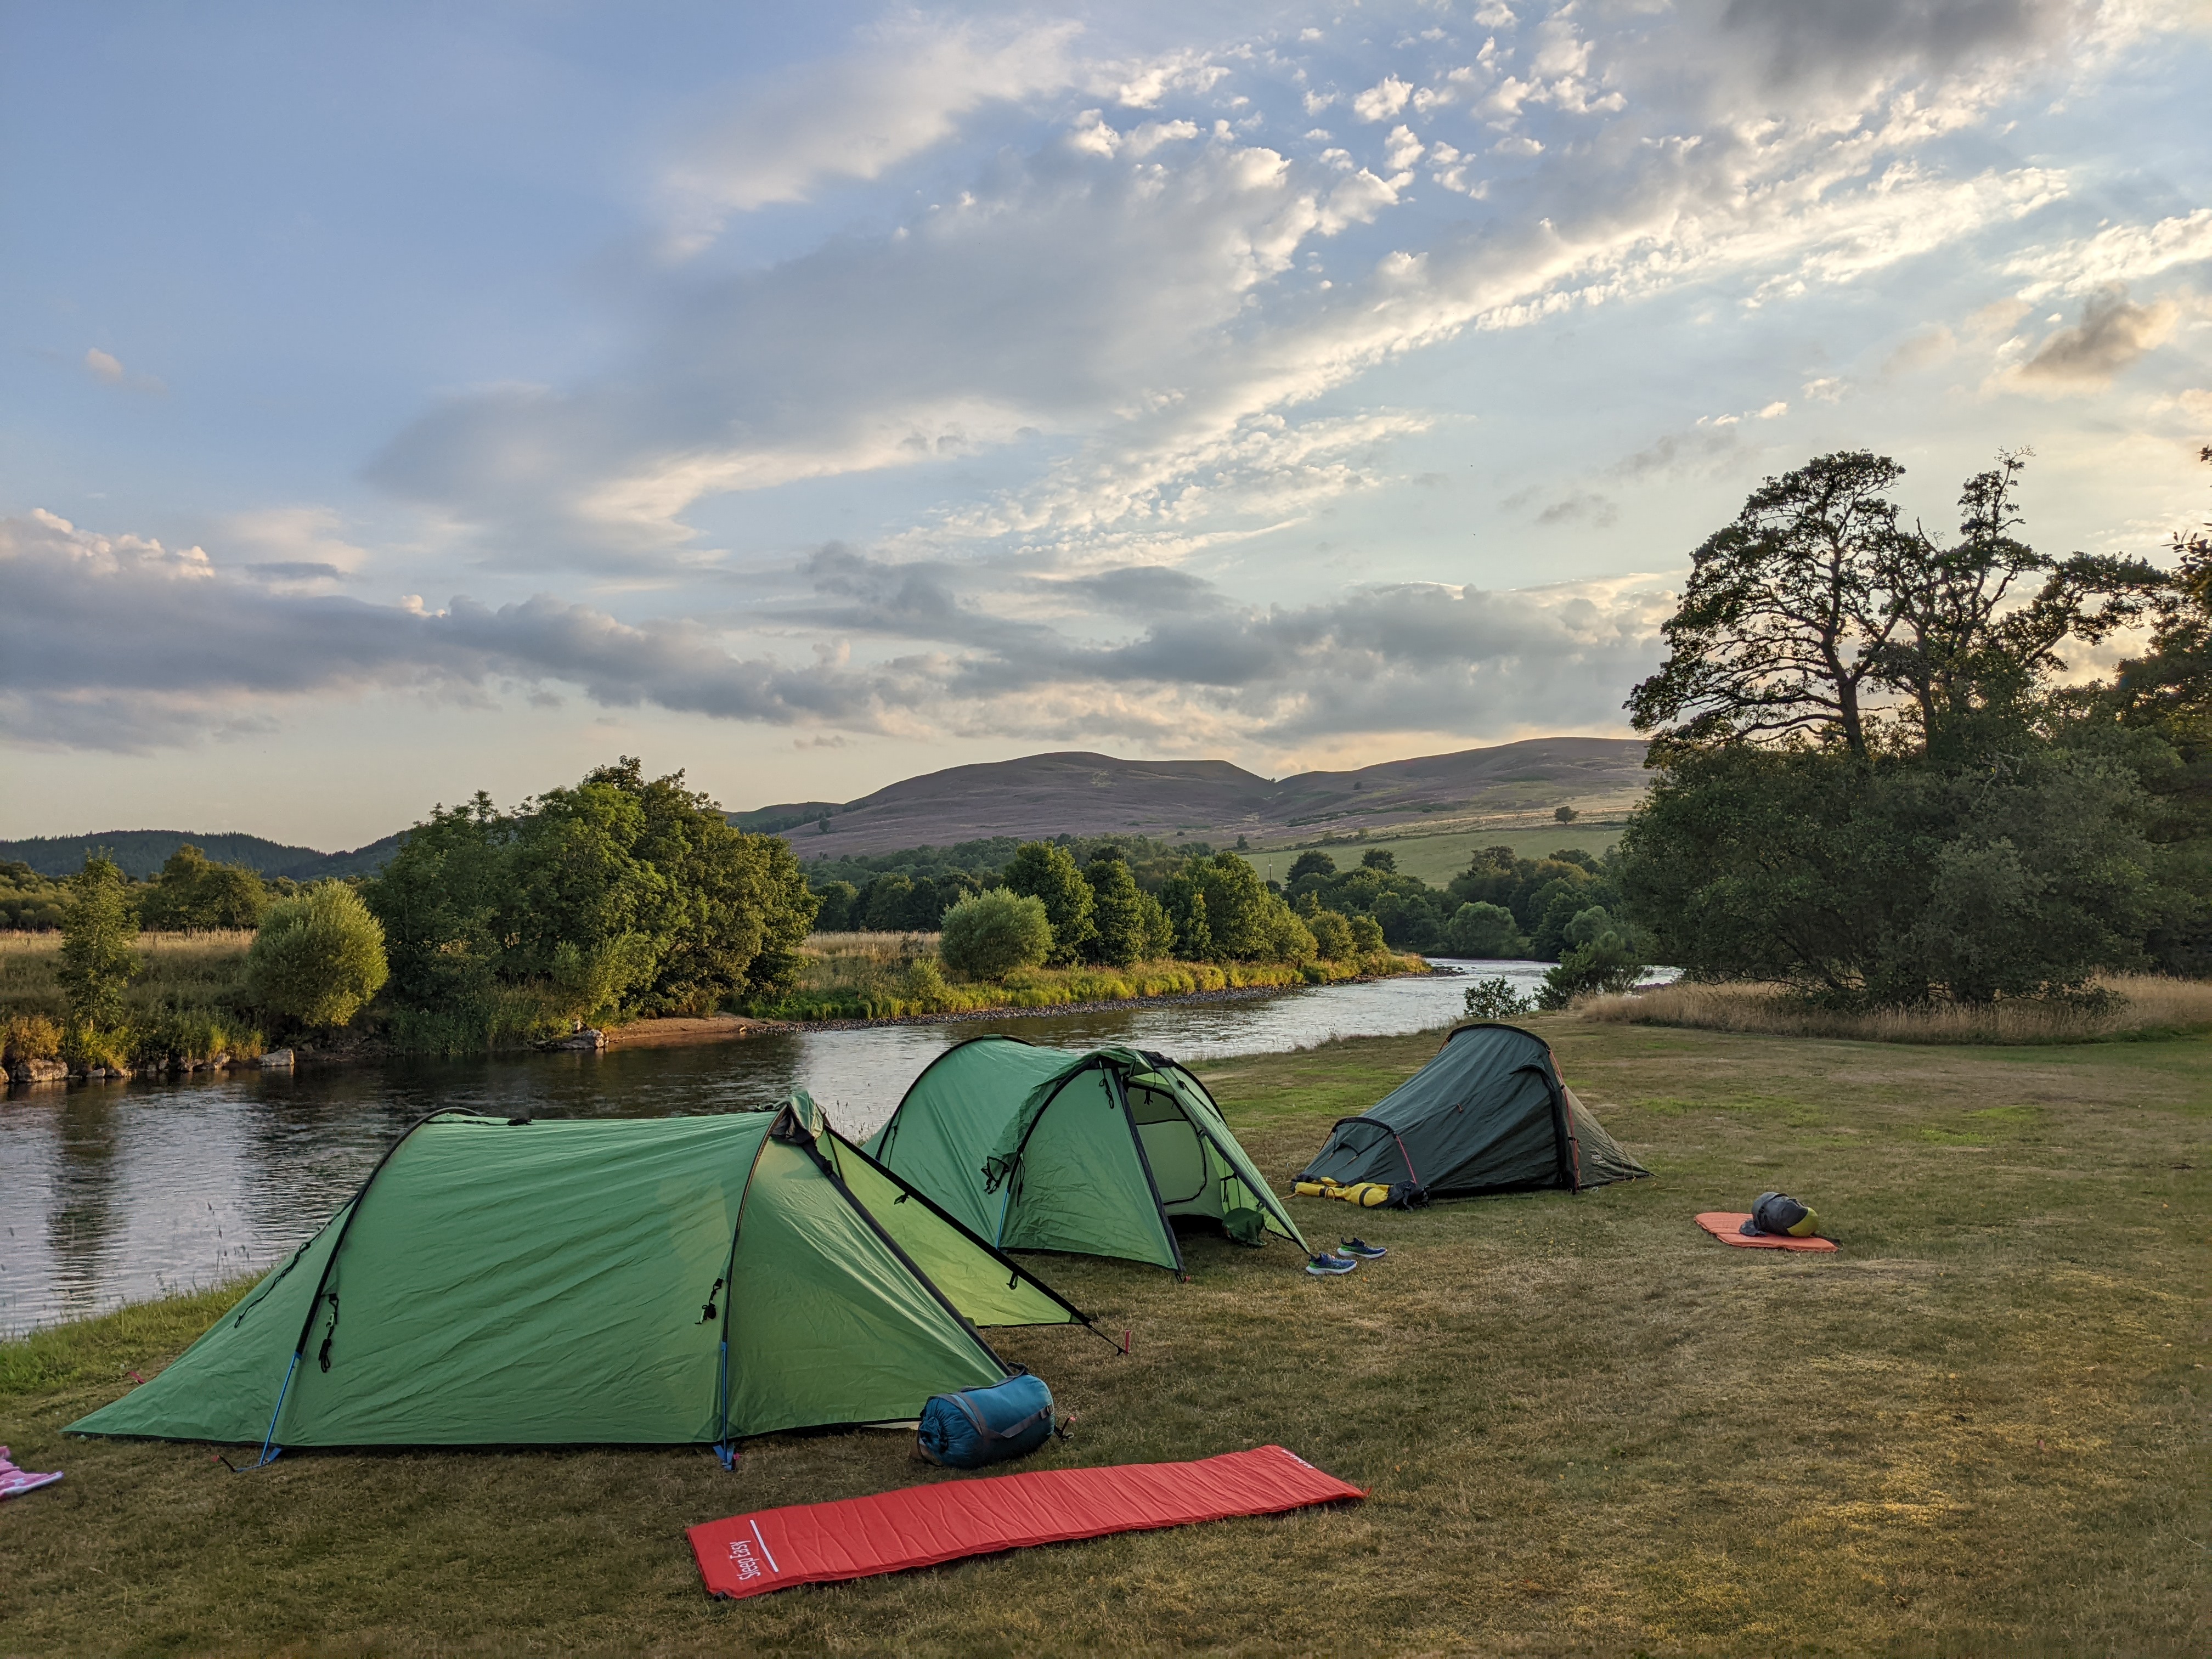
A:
[4,1016,2203,1655]
[0,929,264,1073]
[746,929,1419,1022]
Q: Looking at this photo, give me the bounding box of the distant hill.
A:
[0,830,407,882]
[1,737,1651,883]
[759,738,1650,859]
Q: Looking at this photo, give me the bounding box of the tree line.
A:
[1616,445,2212,1008]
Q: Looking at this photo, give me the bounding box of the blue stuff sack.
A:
[916,1370,1055,1469]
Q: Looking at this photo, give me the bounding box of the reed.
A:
[1574,973,2212,1043]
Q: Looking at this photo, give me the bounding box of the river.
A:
[1,960,1566,1337]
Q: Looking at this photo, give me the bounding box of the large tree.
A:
[1629,451,2159,758]
[1620,451,2172,1006]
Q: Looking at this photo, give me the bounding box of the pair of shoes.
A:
[1306,1252,1359,1276]
[1339,1238,1387,1259]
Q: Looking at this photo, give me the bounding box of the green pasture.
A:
[1241,820,1630,887]
[3,1018,2205,1656]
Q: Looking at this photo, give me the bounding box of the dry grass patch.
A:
[1578,974,2212,1045]
[2,1018,2205,1656]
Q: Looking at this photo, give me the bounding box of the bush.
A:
[1537,930,1645,1010]
[1463,976,1532,1020]
[246,884,391,1029]
[939,889,1053,981]
[1,1013,62,1066]
[1443,901,1525,958]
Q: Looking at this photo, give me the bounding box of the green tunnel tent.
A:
[864,1037,1310,1272]
[1299,1022,1649,1199]
[67,1095,1087,1451]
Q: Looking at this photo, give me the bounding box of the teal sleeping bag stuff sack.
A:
[916,1371,1055,1469]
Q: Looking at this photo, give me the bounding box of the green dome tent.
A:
[864,1037,1309,1272]
[68,1096,1086,1454]
[1299,1022,1648,1199]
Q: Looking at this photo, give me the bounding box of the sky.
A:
[4,0,2210,849]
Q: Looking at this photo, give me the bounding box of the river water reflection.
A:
[2,960,1562,1336]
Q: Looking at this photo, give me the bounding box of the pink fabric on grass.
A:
[0,1446,63,1499]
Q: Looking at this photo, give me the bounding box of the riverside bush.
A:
[939,889,1052,981]
[245,884,390,1030]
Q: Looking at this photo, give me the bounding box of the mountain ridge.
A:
[2,737,1650,878]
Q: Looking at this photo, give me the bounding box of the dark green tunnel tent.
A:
[864,1038,1310,1271]
[68,1096,1086,1451]
[1299,1022,1647,1199]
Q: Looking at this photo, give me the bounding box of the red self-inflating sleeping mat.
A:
[1695,1211,1837,1251]
[688,1444,1366,1599]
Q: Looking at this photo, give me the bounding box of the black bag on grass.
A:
[1742,1191,1820,1238]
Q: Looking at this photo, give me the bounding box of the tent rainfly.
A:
[1299,1022,1648,1199]
[865,1038,1310,1272]
[68,1095,1087,1455]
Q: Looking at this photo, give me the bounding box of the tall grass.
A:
[1575,973,2212,1043]
[0,930,263,1066]
[751,930,1423,1020]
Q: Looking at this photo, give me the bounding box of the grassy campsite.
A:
[5,1013,2205,1657]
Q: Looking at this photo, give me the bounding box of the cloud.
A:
[359,0,2190,586]
[1713,0,2070,89]
[2005,207,2212,300]
[661,16,1081,252]
[2,509,1663,757]
[0,511,894,752]
[2016,284,2179,386]
[1352,76,1412,121]
[81,346,163,393]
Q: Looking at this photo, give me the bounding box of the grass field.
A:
[3,1018,2206,1656]
[1238,821,1629,887]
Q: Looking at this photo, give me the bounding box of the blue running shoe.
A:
[1340,1238,1387,1259]
[1306,1252,1358,1276]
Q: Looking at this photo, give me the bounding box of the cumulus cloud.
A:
[2,510,1663,755]
[1352,76,1413,121]
[2016,284,2179,386]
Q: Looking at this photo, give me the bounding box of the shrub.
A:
[939,889,1053,981]
[246,884,391,1029]
[1537,930,1644,1010]
[2,1013,62,1066]
[1443,901,1525,958]
[1463,976,1532,1020]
